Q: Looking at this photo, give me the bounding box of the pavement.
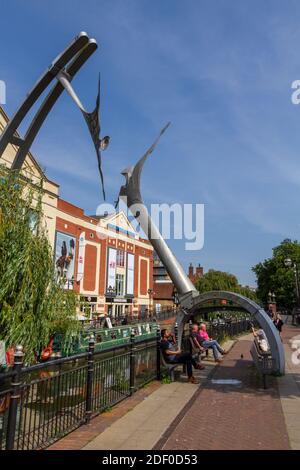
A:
[82,338,235,451]
[48,325,300,450]
[158,334,290,450]
[277,325,300,450]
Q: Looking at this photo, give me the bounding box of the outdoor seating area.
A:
[250,336,275,389]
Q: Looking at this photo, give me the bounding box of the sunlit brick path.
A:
[156,335,291,450]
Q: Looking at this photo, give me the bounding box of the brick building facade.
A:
[54,200,153,319]
[0,105,153,320]
[188,263,204,284]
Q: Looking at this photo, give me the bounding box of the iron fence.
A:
[0,318,251,450]
[0,332,159,450]
[156,308,179,322]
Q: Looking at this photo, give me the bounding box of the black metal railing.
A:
[0,318,251,450]
[207,318,253,342]
[156,308,179,322]
[0,332,159,451]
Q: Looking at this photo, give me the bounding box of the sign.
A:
[77,231,85,282]
[55,231,76,288]
[105,297,132,304]
[105,317,113,329]
[107,248,117,290]
[126,252,134,295]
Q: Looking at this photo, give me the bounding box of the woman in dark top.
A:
[273,314,283,339]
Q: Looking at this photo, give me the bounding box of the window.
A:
[116,274,124,296]
[116,249,125,267]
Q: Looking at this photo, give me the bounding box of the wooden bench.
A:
[250,338,274,389]
[160,353,183,382]
[188,336,209,360]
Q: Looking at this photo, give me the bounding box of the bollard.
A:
[129,329,136,395]
[6,345,24,450]
[85,334,95,424]
[156,324,161,381]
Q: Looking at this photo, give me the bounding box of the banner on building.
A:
[107,247,117,290]
[55,231,76,288]
[77,232,85,282]
[126,252,134,295]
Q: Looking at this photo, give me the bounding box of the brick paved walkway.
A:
[48,381,162,450]
[156,335,291,450]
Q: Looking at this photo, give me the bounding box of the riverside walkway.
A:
[49,325,300,450]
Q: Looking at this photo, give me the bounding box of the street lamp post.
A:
[285,258,300,325]
[107,285,116,318]
[284,258,300,307]
[147,288,153,318]
[173,286,179,310]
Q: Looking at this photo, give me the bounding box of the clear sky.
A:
[1,0,300,286]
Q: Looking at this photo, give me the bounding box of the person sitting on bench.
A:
[160,329,204,383]
[195,323,227,363]
[251,326,270,353]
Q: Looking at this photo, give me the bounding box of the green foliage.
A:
[0,168,80,364]
[252,238,300,309]
[161,374,172,384]
[195,269,258,301]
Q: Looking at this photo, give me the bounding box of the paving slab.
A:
[277,325,300,450]
[157,337,290,450]
[82,337,235,450]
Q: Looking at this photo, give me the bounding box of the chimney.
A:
[196,263,203,278]
[188,263,194,278]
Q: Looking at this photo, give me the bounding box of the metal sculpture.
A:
[118,126,285,375]
[0,32,109,199]
[57,72,109,200]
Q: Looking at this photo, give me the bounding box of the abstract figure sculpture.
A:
[118,126,285,375]
[0,32,109,199]
[57,72,110,200]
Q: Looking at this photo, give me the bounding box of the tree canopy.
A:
[194,269,258,301]
[252,238,300,309]
[0,168,79,364]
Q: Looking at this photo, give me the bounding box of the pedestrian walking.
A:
[273,313,283,339]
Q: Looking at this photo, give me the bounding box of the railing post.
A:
[156,325,161,381]
[130,329,136,396]
[188,319,193,336]
[85,334,95,424]
[174,322,178,343]
[6,345,24,450]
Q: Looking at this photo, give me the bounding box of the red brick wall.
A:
[134,250,139,298]
[99,238,107,295]
[83,244,97,292]
[140,259,148,295]
[55,205,154,300]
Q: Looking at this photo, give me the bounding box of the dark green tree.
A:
[0,167,79,364]
[195,269,258,301]
[252,239,300,309]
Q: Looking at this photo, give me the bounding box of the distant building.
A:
[153,251,175,312]
[188,263,204,284]
[153,257,205,312]
[241,284,257,293]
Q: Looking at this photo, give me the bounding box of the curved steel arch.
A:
[118,127,285,376]
[176,290,285,375]
[0,32,97,172]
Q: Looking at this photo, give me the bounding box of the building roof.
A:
[0,105,60,191]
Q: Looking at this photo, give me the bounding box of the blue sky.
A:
[1,0,300,286]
